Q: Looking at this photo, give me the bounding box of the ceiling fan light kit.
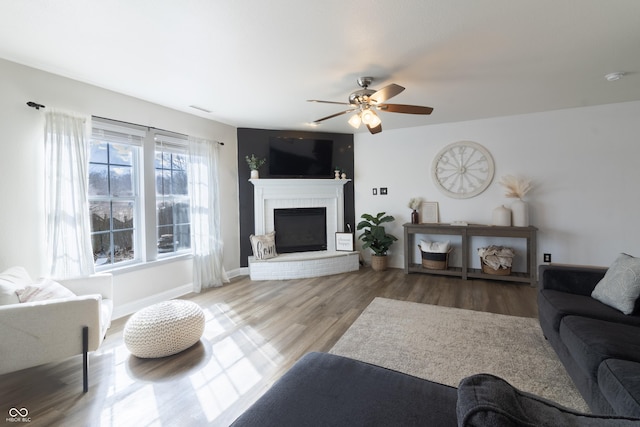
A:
[361,109,381,127]
[309,76,433,134]
[348,113,362,128]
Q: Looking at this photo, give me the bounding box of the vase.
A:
[511,199,529,227]
[250,169,259,179]
[411,209,419,224]
[492,205,511,226]
[334,170,341,179]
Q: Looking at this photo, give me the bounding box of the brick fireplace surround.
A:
[248,179,359,280]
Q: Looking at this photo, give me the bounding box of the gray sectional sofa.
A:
[538,263,640,417]
[232,352,640,426]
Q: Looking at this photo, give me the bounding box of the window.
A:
[88,118,192,270]
[89,124,143,267]
[155,136,191,255]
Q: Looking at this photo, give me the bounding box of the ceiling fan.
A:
[308,77,433,134]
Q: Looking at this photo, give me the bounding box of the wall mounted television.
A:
[268,137,334,178]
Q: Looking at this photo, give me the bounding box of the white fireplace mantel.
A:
[250,178,351,252]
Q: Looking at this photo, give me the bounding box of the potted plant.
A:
[408,197,421,224]
[246,154,266,179]
[357,212,398,271]
[498,175,533,227]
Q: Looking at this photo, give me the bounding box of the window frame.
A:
[154,134,192,258]
[89,118,192,272]
[89,120,145,269]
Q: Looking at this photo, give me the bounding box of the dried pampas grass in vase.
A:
[499,175,532,199]
[408,198,422,210]
[499,175,533,226]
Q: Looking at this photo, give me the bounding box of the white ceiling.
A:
[1,0,639,134]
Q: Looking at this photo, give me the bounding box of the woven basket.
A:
[480,258,512,276]
[420,247,451,270]
[371,255,388,271]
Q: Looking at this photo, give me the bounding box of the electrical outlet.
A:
[372,188,377,195]
[544,253,552,263]
[380,187,388,195]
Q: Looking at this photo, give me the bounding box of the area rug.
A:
[330,297,589,412]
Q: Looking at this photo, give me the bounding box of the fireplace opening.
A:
[274,207,327,253]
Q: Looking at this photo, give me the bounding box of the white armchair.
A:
[0,269,113,392]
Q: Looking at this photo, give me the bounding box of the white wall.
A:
[3,55,638,308]
[0,59,240,317]
[354,101,640,271]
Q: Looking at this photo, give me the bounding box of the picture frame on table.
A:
[335,232,355,251]
[421,201,439,223]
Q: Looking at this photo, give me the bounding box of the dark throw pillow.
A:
[457,373,640,426]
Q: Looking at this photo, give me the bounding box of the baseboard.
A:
[112,283,194,319]
[112,268,249,319]
[232,267,250,277]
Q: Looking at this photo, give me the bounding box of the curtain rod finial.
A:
[27,101,45,110]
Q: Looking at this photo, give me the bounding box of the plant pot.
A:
[250,169,259,179]
[371,254,388,271]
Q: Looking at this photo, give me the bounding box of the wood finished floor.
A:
[0,267,538,426]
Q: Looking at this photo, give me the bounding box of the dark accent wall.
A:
[238,128,355,267]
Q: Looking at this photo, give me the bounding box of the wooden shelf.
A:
[403,223,538,286]
[407,263,463,276]
[467,269,533,284]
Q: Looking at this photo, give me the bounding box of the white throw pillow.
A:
[591,253,640,315]
[0,266,33,305]
[250,231,278,260]
[16,278,76,303]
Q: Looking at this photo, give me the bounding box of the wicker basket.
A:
[420,246,451,270]
[480,257,512,276]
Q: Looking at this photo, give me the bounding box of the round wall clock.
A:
[431,141,495,199]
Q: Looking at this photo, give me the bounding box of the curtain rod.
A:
[25,103,224,146]
[26,101,45,110]
[92,115,224,146]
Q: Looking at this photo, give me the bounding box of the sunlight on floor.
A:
[103,384,161,427]
[190,305,279,422]
[107,346,138,395]
[191,354,262,422]
[95,302,283,425]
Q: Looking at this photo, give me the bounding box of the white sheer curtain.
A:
[44,111,95,278]
[189,137,228,292]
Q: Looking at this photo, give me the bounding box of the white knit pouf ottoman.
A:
[124,300,205,358]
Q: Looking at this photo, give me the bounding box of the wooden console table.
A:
[403,223,538,286]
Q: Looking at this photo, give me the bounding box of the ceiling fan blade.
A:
[313,109,356,123]
[377,103,434,115]
[307,99,351,106]
[370,83,405,104]
[366,122,382,134]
